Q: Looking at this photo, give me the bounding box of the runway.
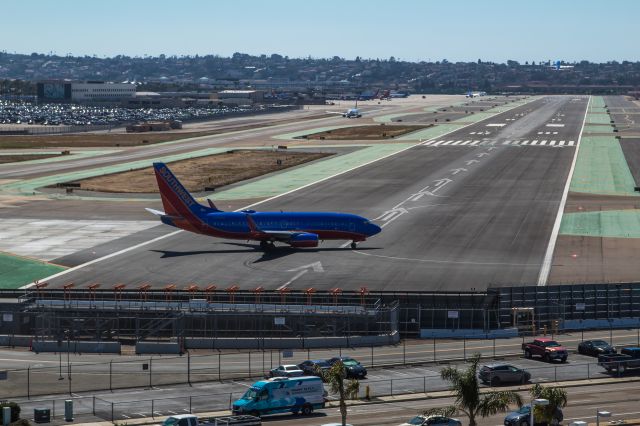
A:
[42,96,589,291]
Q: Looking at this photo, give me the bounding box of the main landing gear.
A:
[260,241,276,251]
[350,242,357,249]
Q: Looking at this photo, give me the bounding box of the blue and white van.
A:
[232,376,325,417]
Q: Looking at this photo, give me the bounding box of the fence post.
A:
[433,339,436,362]
[554,365,557,383]
[493,339,496,358]
[53,400,55,419]
[403,340,406,365]
[68,363,72,395]
[249,351,252,378]
[229,393,232,409]
[423,376,426,393]
[463,339,466,361]
[152,399,154,418]
[188,352,191,386]
[189,396,192,413]
[111,402,114,422]
[587,362,590,380]
[637,328,639,346]
[610,326,613,345]
[109,361,113,392]
[218,352,221,381]
[390,379,393,396]
[27,366,30,399]
[149,357,153,389]
[371,346,374,368]
[93,396,95,415]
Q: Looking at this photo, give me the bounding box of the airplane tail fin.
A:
[152,162,219,219]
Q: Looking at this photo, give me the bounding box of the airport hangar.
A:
[3,94,640,348]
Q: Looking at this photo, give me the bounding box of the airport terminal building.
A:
[36,80,136,104]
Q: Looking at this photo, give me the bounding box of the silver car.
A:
[478,363,531,386]
[268,364,304,378]
[400,415,462,426]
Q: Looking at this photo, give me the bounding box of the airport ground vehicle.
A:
[598,347,640,373]
[232,376,325,418]
[399,414,462,426]
[578,340,616,357]
[478,363,531,385]
[327,357,367,378]
[503,405,563,426]
[522,338,568,363]
[298,359,331,377]
[268,364,304,378]
[161,414,261,426]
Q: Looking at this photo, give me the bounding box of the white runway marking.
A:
[546,123,565,127]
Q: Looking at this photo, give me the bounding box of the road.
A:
[4,328,639,399]
[41,96,589,291]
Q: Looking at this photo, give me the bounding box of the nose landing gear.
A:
[350,242,357,249]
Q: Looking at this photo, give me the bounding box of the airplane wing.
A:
[145,208,166,216]
[325,110,345,115]
[245,214,313,242]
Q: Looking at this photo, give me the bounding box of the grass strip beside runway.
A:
[560,210,640,238]
[0,252,66,289]
[570,135,637,196]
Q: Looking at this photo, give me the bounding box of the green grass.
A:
[561,210,640,238]
[0,252,66,289]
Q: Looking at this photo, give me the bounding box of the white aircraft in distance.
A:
[466,90,487,98]
[326,100,363,118]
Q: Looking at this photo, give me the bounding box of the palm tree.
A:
[425,354,523,426]
[530,384,568,425]
[318,361,360,426]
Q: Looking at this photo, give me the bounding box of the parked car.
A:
[478,363,531,385]
[504,404,563,426]
[578,340,616,357]
[522,338,568,363]
[399,415,462,426]
[327,357,367,379]
[299,359,331,377]
[598,347,640,374]
[268,364,304,378]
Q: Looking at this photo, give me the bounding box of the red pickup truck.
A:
[522,338,568,362]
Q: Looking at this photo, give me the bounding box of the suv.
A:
[478,363,531,386]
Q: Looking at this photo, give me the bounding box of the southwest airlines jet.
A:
[146,163,382,250]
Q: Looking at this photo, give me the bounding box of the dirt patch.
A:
[0,154,62,164]
[0,114,332,149]
[72,150,332,193]
[549,235,640,284]
[300,124,429,140]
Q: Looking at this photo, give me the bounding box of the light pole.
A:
[597,410,611,426]
[531,398,549,426]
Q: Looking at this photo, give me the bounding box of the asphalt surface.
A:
[40,96,588,291]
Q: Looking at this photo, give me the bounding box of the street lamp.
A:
[531,398,549,426]
[597,410,611,426]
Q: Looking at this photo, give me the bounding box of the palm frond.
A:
[424,406,457,417]
[344,379,360,400]
[479,391,523,417]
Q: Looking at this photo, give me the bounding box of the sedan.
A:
[328,357,367,379]
[578,340,616,357]
[399,415,462,426]
[298,359,331,376]
[268,364,304,378]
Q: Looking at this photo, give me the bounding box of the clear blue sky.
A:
[2,0,638,63]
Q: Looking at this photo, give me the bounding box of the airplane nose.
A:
[369,223,382,236]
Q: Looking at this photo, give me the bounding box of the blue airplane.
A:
[146,162,382,250]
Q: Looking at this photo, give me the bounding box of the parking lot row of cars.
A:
[268,356,367,379]
[0,100,277,127]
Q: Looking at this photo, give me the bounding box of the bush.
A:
[0,401,20,422]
